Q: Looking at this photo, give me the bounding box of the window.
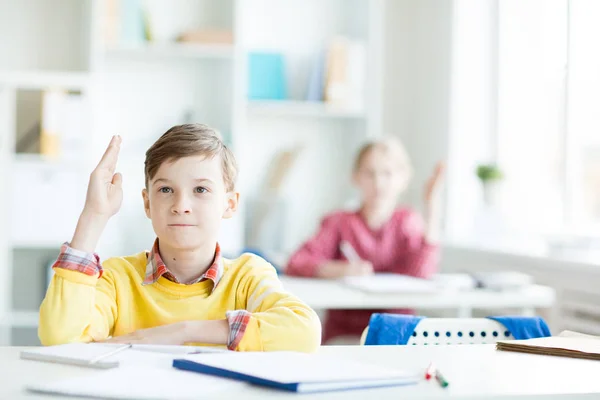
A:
[496,0,567,235]
[449,0,600,244]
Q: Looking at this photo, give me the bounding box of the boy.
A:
[39,124,321,352]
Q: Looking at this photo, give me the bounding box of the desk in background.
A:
[279,276,556,318]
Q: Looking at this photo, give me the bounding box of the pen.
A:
[340,241,361,262]
[435,369,449,388]
[425,362,436,380]
[89,344,132,364]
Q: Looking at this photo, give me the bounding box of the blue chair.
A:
[361,315,550,346]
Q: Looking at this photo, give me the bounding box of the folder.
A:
[173,351,417,393]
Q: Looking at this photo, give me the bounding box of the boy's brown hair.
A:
[144,124,238,191]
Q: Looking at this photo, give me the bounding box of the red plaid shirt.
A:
[53,240,251,350]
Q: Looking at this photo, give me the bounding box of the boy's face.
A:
[353,148,410,208]
[142,154,238,251]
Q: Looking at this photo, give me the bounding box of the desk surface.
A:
[279,276,556,311]
[4,345,600,399]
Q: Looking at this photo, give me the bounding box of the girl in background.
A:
[286,138,444,344]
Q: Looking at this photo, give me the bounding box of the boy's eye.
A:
[195,187,207,194]
[159,187,173,193]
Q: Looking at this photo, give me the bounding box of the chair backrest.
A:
[360,318,515,345]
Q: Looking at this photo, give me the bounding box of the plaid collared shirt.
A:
[142,239,224,288]
[53,240,251,350]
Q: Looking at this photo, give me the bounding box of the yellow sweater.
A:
[39,252,321,352]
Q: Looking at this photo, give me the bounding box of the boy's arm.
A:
[227,261,321,352]
[39,136,123,345]
[39,245,117,345]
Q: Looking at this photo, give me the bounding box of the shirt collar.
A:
[143,239,223,291]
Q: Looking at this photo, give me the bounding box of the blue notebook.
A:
[173,352,417,393]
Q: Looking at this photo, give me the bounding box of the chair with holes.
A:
[360,318,517,346]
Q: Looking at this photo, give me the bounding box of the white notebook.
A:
[20,343,227,369]
[342,273,475,294]
[173,352,418,393]
[27,365,243,399]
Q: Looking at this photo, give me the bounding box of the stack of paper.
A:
[497,331,600,360]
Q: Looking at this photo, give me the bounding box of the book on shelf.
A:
[324,36,366,111]
[40,90,87,161]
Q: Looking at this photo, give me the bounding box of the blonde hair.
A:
[144,124,238,191]
[353,137,414,178]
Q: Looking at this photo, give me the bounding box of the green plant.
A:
[476,164,504,182]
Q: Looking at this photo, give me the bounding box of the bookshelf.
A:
[247,100,366,119]
[0,0,384,345]
[105,43,235,59]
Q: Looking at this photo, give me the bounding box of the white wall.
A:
[382,0,453,213]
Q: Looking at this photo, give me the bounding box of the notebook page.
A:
[343,274,438,293]
[181,352,416,384]
[558,330,600,341]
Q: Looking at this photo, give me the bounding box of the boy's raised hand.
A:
[84,135,123,219]
[70,136,123,253]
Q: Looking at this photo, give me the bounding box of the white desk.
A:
[3,345,600,399]
[279,276,556,317]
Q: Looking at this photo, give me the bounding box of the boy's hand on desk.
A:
[317,261,374,279]
[101,320,229,346]
[102,322,189,345]
[84,135,124,219]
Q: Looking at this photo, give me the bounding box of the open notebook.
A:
[173,351,417,393]
[342,273,475,294]
[496,330,600,360]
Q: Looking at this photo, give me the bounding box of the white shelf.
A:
[105,43,234,60]
[13,153,85,168]
[247,101,366,119]
[0,71,91,91]
[2,311,39,328]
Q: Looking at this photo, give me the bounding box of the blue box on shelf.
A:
[248,52,287,100]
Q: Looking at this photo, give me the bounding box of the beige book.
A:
[40,90,67,158]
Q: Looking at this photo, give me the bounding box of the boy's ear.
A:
[222,191,240,219]
[142,188,151,218]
